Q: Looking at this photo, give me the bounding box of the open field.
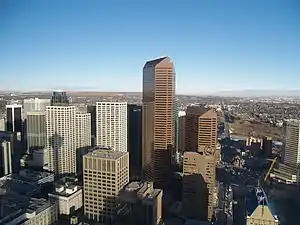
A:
[229,120,282,140]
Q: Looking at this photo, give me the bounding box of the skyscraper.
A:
[75,112,92,175]
[6,104,22,133]
[96,102,127,152]
[83,149,129,224]
[127,104,142,179]
[23,98,50,118]
[142,56,175,188]
[185,105,208,152]
[182,146,217,221]
[27,111,47,151]
[50,91,69,106]
[46,92,76,176]
[87,104,96,146]
[198,109,218,151]
[0,140,12,177]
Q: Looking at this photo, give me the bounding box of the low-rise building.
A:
[0,192,58,225]
[48,177,83,215]
[118,181,163,225]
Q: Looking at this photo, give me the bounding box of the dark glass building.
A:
[262,136,273,158]
[6,105,22,133]
[127,104,142,180]
[50,91,69,106]
[87,104,96,147]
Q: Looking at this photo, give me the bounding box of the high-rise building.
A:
[198,109,218,152]
[87,105,96,146]
[182,146,217,221]
[178,111,186,154]
[51,91,69,106]
[96,102,127,152]
[0,118,5,131]
[273,119,300,184]
[0,131,22,174]
[75,112,92,175]
[23,98,50,118]
[0,140,12,177]
[185,105,208,152]
[46,98,76,176]
[6,104,22,133]
[127,104,142,179]
[142,56,175,189]
[282,119,300,165]
[75,112,91,150]
[27,111,47,151]
[83,149,129,224]
[262,136,273,158]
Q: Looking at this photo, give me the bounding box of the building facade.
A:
[87,104,96,146]
[46,105,76,176]
[142,57,175,189]
[182,146,217,221]
[127,104,142,179]
[26,111,47,151]
[23,98,50,118]
[96,102,127,152]
[0,140,12,177]
[83,149,129,224]
[6,104,22,133]
[185,105,207,152]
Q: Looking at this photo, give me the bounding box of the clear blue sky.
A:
[0,0,299,94]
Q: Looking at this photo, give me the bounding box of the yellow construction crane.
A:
[263,157,278,182]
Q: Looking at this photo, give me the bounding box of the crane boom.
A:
[264,157,277,182]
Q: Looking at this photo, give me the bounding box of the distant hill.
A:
[211,90,300,97]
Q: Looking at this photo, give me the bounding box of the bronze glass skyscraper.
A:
[142,57,175,189]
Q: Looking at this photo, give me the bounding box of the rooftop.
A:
[143,57,168,68]
[85,149,127,160]
[0,192,52,224]
[246,187,279,221]
[52,177,82,197]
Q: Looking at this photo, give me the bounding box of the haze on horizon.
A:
[0,0,299,95]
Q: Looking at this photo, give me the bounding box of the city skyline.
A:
[0,0,299,94]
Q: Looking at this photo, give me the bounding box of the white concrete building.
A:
[46,105,76,176]
[48,178,83,215]
[23,98,50,118]
[0,118,5,131]
[96,102,127,152]
[283,119,300,165]
[75,112,91,150]
[0,140,12,176]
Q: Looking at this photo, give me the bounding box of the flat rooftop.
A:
[0,192,51,224]
[86,149,127,160]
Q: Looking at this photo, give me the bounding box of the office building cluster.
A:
[0,56,226,225]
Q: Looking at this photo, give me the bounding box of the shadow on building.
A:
[182,174,209,221]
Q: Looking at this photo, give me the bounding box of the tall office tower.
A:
[83,149,129,224]
[127,104,142,179]
[174,99,180,159]
[0,131,21,174]
[96,102,127,152]
[245,187,279,225]
[87,105,96,146]
[262,136,273,158]
[182,146,217,221]
[198,109,218,151]
[46,103,76,176]
[75,112,91,175]
[27,111,46,151]
[185,105,208,152]
[142,57,175,189]
[282,119,300,165]
[23,98,50,118]
[273,119,300,184]
[51,91,69,106]
[178,111,186,154]
[0,140,12,177]
[6,104,22,133]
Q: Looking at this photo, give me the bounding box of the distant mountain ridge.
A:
[211,89,300,97]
